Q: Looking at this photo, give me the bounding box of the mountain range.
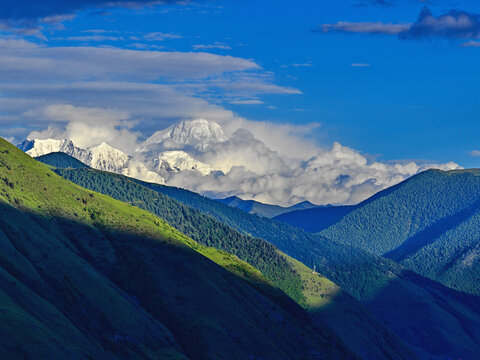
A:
[217,195,319,218]
[276,169,480,298]
[16,118,459,208]
[35,151,480,360]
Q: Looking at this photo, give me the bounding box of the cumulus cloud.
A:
[319,7,480,41]
[403,7,480,39]
[162,138,460,206]
[25,104,140,153]
[470,150,480,157]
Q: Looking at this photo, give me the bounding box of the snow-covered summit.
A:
[18,138,88,160]
[150,150,221,176]
[143,119,227,151]
[19,138,164,184]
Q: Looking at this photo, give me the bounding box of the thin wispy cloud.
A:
[229,99,264,105]
[143,32,183,41]
[320,21,410,35]
[351,63,370,67]
[470,150,480,157]
[462,40,480,47]
[192,43,232,50]
[319,7,480,41]
[292,62,314,67]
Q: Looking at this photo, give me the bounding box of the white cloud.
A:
[320,21,411,35]
[462,41,480,47]
[0,37,462,206]
[142,32,183,41]
[192,42,231,50]
[25,104,140,153]
[229,99,264,105]
[470,150,480,157]
[0,38,259,81]
[163,139,460,206]
[351,63,370,67]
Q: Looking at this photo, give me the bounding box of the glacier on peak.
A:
[142,119,227,152]
[149,150,222,176]
[19,138,165,184]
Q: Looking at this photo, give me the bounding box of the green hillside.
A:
[122,176,480,360]
[44,162,416,360]
[0,138,359,360]
[313,169,480,297]
[46,158,480,360]
[51,168,306,305]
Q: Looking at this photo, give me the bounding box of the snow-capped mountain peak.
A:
[19,138,165,184]
[143,119,227,151]
[149,150,221,176]
[18,138,87,159]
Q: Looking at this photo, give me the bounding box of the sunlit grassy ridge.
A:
[51,163,342,307]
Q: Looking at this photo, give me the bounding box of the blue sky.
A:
[0,0,479,204]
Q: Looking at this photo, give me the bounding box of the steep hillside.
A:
[111,175,480,360]
[43,162,416,360]
[0,138,358,360]
[217,195,319,218]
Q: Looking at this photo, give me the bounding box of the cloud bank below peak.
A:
[25,116,460,207]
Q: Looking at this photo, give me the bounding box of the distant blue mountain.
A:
[35,152,89,169]
[217,195,319,218]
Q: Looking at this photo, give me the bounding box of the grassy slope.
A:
[120,175,480,360]
[0,138,357,360]
[42,161,416,359]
